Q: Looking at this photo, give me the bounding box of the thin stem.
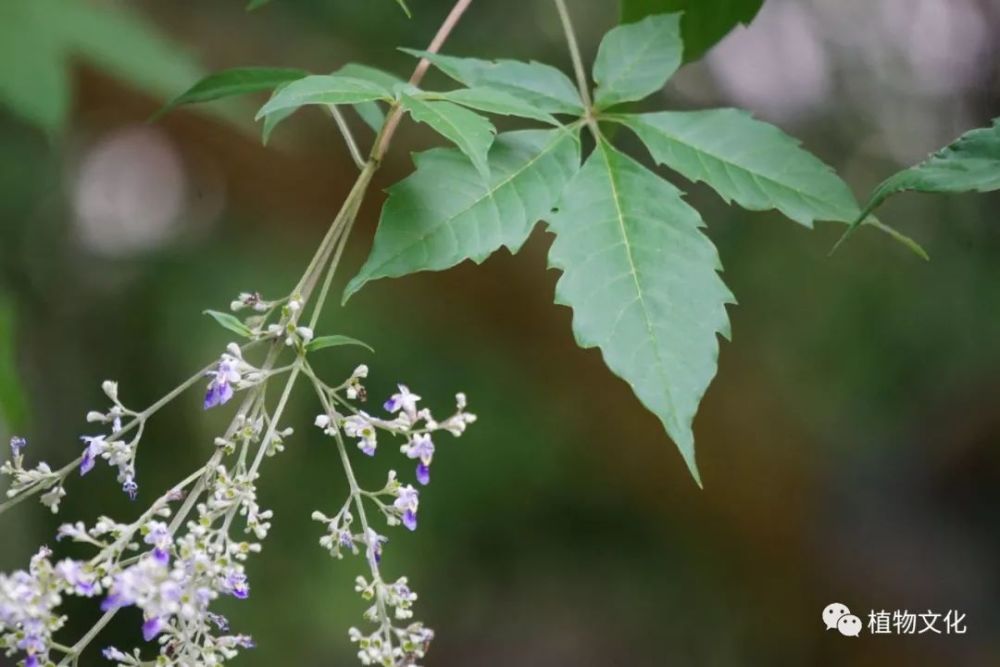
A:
[138,361,216,420]
[335,429,395,650]
[328,104,366,170]
[247,363,302,477]
[307,193,362,331]
[372,0,474,161]
[306,373,395,652]
[552,0,594,111]
[60,610,115,665]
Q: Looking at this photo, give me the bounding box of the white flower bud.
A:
[314,415,330,428]
[352,364,369,379]
[86,411,106,423]
[296,327,314,343]
[226,342,243,358]
[230,300,245,312]
[101,380,119,401]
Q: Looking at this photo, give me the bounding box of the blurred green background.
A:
[1,0,999,665]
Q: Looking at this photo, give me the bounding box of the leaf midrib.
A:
[615,114,852,217]
[596,138,677,428]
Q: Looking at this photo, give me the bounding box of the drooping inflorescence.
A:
[0,294,475,666]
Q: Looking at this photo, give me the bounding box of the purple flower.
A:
[55,559,98,597]
[9,435,26,455]
[102,647,130,662]
[143,522,172,564]
[416,463,430,486]
[365,529,387,563]
[203,356,240,410]
[223,570,250,599]
[404,434,435,485]
[207,612,230,631]
[383,384,420,417]
[142,616,165,641]
[338,529,355,550]
[101,592,126,611]
[24,655,40,667]
[79,436,106,476]
[393,485,420,531]
[343,414,377,456]
[122,477,139,501]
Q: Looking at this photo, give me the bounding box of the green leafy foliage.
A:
[203,310,253,338]
[592,14,683,110]
[620,0,765,62]
[305,335,374,353]
[338,12,889,481]
[402,49,584,115]
[255,74,393,119]
[157,67,308,118]
[547,140,733,483]
[612,109,864,227]
[835,118,1000,250]
[421,88,560,126]
[0,0,202,134]
[399,94,497,177]
[345,128,581,300]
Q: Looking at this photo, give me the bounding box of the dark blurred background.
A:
[1,0,999,665]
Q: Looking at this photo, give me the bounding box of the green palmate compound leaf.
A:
[401,49,585,116]
[620,0,765,62]
[255,74,393,119]
[611,109,865,227]
[400,94,497,178]
[834,118,1000,252]
[305,335,374,354]
[344,128,581,301]
[592,13,683,110]
[156,67,308,119]
[203,310,253,338]
[547,139,734,484]
[421,87,560,126]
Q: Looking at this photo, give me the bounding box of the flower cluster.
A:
[51,461,267,665]
[1,285,477,667]
[204,344,263,410]
[79,380,145,499]
[310,368,475,666]
[1,437,67,513]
